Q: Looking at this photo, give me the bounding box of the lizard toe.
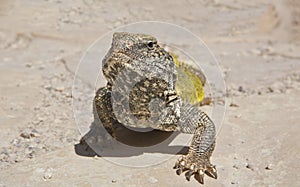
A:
[194,169,205,184]
[205,164,217,179]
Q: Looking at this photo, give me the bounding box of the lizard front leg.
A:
[80,86,121,146]
[174,105,217,184]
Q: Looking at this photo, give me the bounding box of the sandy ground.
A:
[0,0,300,186]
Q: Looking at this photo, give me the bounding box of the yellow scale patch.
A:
[171,53,205,105]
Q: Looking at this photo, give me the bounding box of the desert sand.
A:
[0,0,299,186]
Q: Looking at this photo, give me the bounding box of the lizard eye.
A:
[147,41,154,49]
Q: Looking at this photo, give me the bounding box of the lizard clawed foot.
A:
[173,154,217,184]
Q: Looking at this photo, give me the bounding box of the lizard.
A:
[80,32,217,184]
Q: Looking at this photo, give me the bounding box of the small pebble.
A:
[43,168,54,180]
[32,119,43,125]
[33,106,40,110]
[234,114,242,118]
[238,86,245,93]
[230,103,239,107]
[20,132,30,139]
[38,66,45,70]
[265,164,273,170]
[267,87,274,93]
[54,86,65,92]
[245,163,254,171]
[11,138,21,146]
[25,63,32,68]
[0,153,9,161]
[43,85,52,90]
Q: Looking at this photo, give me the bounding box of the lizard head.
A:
[111,32,158,55]
[102,32,175,86]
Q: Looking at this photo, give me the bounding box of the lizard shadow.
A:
[74,123,189,157]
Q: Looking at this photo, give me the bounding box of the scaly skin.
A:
[80,32,217,184]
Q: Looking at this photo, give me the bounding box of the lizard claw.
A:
[176,166,183,175]
[173,156,183,169]
[205,165,217,179]
[174,157,188,175]
[173,154,217,184]
[194,169,205,184]
[185,169,194,181]
[184,164,196,181]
